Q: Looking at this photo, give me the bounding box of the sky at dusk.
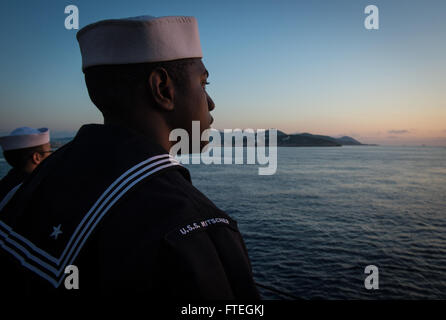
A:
[0,0,445,146]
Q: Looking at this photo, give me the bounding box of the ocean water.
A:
[1,146,446,299]
[183,146,446,299]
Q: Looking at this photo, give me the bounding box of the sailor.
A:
[0,127,52,210]
[0,15,260,299]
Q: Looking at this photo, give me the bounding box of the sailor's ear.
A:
[30,151,42,165]
[148,67,175,112]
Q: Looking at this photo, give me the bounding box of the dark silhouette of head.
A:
[3,143,52,173]
[84,58,215,151]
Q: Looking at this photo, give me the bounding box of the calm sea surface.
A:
[1,146,446,299]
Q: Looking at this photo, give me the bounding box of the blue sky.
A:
[0,0,445,145]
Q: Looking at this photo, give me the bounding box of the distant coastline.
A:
[49,131,378,149]
[274,131,378,147]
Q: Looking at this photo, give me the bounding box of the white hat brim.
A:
[0,128,50,151]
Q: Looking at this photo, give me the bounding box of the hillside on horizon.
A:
[50,130,377,148]
[275,131,375,147]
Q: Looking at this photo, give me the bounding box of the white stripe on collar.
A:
[0,153,180,287]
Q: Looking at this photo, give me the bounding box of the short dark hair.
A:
[84,58,198,116]
[3,145,47,169]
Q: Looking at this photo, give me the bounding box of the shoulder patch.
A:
[166,216,239,241]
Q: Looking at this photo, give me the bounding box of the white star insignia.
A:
[50,224,63,240]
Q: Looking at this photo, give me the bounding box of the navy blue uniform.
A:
[0,124,259,299]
